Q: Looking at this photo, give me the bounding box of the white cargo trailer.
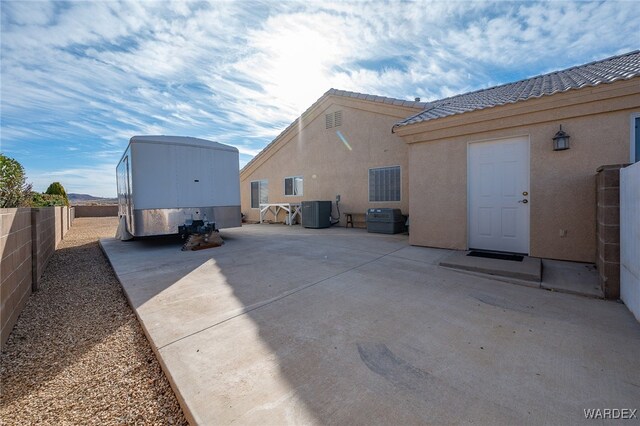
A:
[116,135,241,237]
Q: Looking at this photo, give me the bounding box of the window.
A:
[250,180,268,208]
[325,110,343,129]
[369,166,401,202]
[284,176,303,196]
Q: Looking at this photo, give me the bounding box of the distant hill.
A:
[68,193,118,205]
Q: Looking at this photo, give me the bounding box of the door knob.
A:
[518,199,528,204]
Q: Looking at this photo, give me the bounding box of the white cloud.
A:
[4,1,55,26]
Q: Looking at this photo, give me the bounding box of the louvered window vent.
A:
[325,113,334,129]
[325,111,343,129]
[334,110,342,127]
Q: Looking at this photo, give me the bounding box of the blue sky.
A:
[1,1,638,197]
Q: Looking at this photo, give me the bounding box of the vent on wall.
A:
[334,110,342,127]
[325,111,343,129]
[325,113,334,129]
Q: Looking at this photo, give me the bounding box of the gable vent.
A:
[325,113,334,129]
[325,110,343,129]
[334,110,343,127]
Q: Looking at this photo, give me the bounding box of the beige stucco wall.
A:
[240,97,418,223]
[399,79,640,262]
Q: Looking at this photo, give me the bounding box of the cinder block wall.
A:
[1,206,74,350]
[54,207,63,247]
[31,208,56,291]
[596,164,628,299]
[73,205,118,217]
[61,207,68,241]
[1,208,33,349]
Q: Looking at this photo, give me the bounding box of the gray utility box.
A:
[302,201,332,229]
[366,208,405,234]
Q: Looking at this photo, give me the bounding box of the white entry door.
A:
[468,137,530,254]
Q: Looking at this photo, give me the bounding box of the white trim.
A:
[465,143,472,251]
[284,176,304,197]
[631,112,640,163]
[466,133,531,145]
[368,165,402,203]
[466,135,531,254]
[250,179,268,209]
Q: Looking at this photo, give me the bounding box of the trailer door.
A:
[117,155,133,229]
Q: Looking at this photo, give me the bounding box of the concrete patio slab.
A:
[101,225,640,425]
[439,251,542,282]
[542,259,602,298]
[438,250,602,298]
[104,235,380,348]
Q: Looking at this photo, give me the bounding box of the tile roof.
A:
[241,89,427,173]
[394,50,640,130]
[325,89,429,109]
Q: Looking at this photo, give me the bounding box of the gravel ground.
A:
[0,217,187,425]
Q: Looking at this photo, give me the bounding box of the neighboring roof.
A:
[241,89,428,174]
[394,50,640,129]
[130,135,237,152]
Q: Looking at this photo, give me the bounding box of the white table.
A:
[259,203,302,226]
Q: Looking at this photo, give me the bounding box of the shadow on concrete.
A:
[100,224,640,424]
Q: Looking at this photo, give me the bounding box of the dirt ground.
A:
[0,217,187,425]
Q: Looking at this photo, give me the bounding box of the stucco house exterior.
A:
[240,90,427,223]
[393,50,640,263]
[241,50,640,265]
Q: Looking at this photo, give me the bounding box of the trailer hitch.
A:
[178,219,217,238]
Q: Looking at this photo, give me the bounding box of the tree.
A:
[45,182,69,206]
[0,154,32,208]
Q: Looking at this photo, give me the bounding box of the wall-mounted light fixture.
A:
[552,125,570,151]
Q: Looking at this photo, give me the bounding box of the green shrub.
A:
[30,192,67,207]
[45,182,69,206]
[0,153,32,208]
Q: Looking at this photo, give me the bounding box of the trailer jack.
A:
[178,219,216,238]
[179,220,224,251]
